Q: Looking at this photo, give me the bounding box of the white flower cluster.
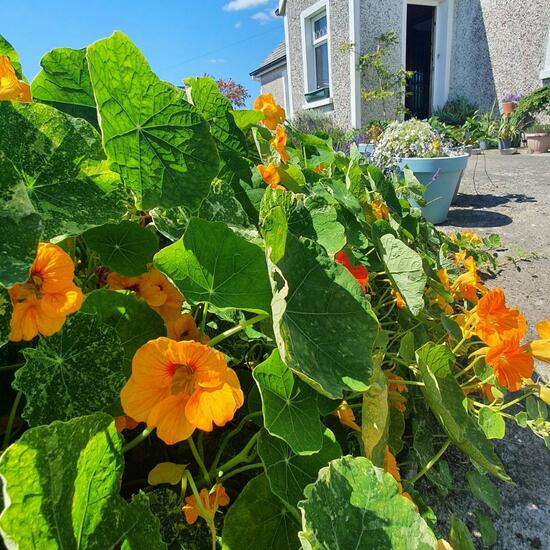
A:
[373,119,459,168]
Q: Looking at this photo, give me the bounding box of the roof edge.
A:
[250,55,287,77]
[277,0,287,16]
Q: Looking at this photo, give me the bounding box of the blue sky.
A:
[2,0,284,106]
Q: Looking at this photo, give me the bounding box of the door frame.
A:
[401,0,454,113]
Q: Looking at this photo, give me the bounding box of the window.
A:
[301,2,331,102]
[312,14,329,88]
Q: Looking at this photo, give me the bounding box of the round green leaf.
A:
[14,312,125,426]
[258,428,341,506]
[87,32,220,211]
[253,350,324,455]
[478,406,506,440]
[298,456,437,550]
[264,209,378,399]
[80,289,166,375]
[221,474,300,550]
[466,470,501,513]
[0,413,165,549]
[84,221,158,276]
[415,343,509,481]
[0,101,125,243]
[154,218,272,314]
[0,287,13,347]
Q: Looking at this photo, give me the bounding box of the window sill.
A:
[302,97,333,109]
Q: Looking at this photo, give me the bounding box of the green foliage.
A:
[512,85,550,128]
[0,413,165,549]
[352,30,413,118]
[466,470,501,513]
[87,32,220,210]
[433,97,477,126]
[154,217,272,313]
[14,313,126,425]
[298,456,438,549]
[221,474,300,550]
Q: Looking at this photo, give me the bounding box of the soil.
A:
[428,150,550,549]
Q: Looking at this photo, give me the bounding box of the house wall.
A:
[285,0,352,129]
[358,0,404,125]
[449,0,550,112]
[258,65,289,112]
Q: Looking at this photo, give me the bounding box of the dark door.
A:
[405,4,435,119]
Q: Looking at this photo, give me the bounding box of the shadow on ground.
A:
[453,193,537,208]
[442,209,513,228]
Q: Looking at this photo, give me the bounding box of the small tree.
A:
[345,31,413,119]
[215,78,250,108]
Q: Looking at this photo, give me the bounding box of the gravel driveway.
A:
[428,151,550,550]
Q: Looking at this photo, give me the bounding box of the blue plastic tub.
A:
[397,154,469,224]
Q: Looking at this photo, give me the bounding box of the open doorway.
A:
[405,4,435,119]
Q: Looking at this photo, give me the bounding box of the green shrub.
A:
[433,97,477,126]
[512,86,550,128]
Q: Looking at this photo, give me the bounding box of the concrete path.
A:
[427,151,550,549]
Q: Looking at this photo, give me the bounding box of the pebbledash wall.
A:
[283,0,550,128]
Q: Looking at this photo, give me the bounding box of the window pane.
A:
[313,15,327,40]
[315,42,329,88]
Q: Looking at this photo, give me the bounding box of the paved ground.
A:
[428,150,550,549]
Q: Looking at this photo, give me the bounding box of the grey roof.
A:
[250,42,286,77]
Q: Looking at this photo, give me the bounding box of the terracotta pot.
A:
[501,101,516,114]
[525,133,550,154]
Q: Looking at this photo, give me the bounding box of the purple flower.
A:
[503,93,522,102]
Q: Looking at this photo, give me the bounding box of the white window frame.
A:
[300,0,332,106]
[401,0,454,113]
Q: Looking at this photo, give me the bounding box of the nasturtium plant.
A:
[1,32,548,550]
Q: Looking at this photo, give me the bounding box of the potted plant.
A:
[497,116,519,151]
[524,123,550,153]
[501,93,521,114]
[373,119,468,224]
[357,120,386,157]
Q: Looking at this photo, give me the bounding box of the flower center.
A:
[170,364,196,396]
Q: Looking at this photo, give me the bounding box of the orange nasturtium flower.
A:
[335,250,369,294]
[257,163,285,190]
[0,55,31,102]
[475,288,526,345]
[107,265,183,322]
[485,336,534,392]
[383,447,414,503]
[165,313,207,343]
[115,415,139,432]
[271,125,290,163]
[451,230,481,245]
[392,288,406,310]
[525,320,550,363]
[451,256,486,303]
[334,401,360,431]
[370,198,389,221]
[384,371,407,413]
[121,338,244,444]
[253,93,285,130]
[9,243,83,341]
[183,485,230,525]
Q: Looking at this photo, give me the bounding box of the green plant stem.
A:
[188,436,211,485]
[452,336,467,355]
[199,302,209,342]
[454,356,481,379]
[206,314,269,348]
[495,389,537,412]
[219,462,263,483]
[216,431,260,475]
[0,362,24,372]
[185,470,215,549]
[209,412,262,474]
[2,390,22,450]
[122,427,152,453]
[410,439,451,484]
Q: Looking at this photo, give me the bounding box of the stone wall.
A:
[450,0,550,112]
[286,0,352,129]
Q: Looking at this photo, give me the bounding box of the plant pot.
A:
[470,148,481,155]
[500,148,516,155]
[498,138,512,149]
[397,154,469,224]
[479,140,488,150]
[525,132,550,154]
[358,142,375,157]
[501,101,516,114]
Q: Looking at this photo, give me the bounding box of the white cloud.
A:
[251,9,278,24]
[224,0,268,11]
[208,58,227,64]
[234,21,242,29]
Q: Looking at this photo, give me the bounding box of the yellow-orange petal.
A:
[536,320,550,339]
[9,298,40,341]
[148,393,196,445]
[166,314,201,341]
[130,338,175,387]
[185,370,243,431]
[121,376,171,423]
